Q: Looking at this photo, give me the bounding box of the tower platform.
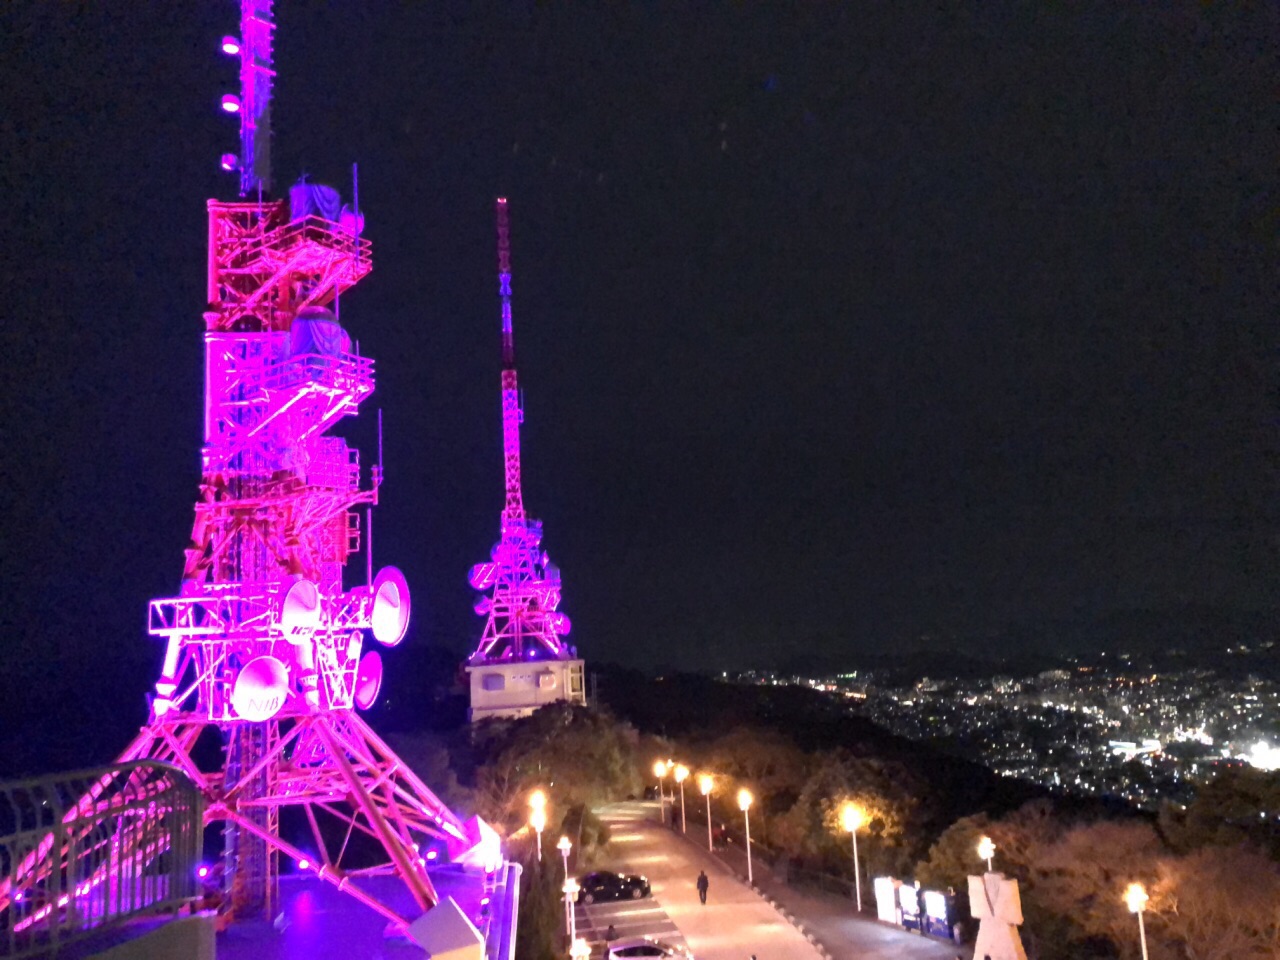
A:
[466,658,585,721]
[218,863,520,960]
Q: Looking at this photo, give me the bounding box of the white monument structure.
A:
[968,872,1028,960]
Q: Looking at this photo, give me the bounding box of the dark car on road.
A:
[576,870,651,904]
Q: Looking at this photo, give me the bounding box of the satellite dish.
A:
[370,566,411,646]
[551,612,572,636]
[353,651,383,710]
[230,656,289,722]
[468,562,498,590]
[280,579,321,642]
[474,595,492,616]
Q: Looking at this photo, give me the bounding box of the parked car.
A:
[606,936,692,959]
[576,870,651,904]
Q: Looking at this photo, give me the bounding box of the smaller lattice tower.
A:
[465,199,584,721]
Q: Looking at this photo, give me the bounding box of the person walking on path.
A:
[696,870,709,904]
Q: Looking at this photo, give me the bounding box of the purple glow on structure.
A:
[0,1,481,937]
[467,200,574,666]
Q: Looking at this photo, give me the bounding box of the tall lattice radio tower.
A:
[0,0,495,938]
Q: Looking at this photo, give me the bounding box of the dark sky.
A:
[0,4,1276,763]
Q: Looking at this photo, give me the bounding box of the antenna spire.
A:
[496,198,524,521]
[237,0,275,196]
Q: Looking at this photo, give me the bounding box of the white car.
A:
[606,936,693,959]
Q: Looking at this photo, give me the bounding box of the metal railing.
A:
[0,761,203,958]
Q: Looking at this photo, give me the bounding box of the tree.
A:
[774,749,921,876]
[471,703,642,831]
[1149,846,1280,960]
[1158,767,1280,859]
[1030,820,1164,958]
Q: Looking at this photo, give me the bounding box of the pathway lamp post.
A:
[562,878,580,941]
[1124,882,1150,960]
[529,789,548,863]
[738,788,754,885]
[977,835,996,873]
[675,764,689,833]
[698,774,714,851]
[652,760,669,807]
[557,835,572,877]
[840,802,865,911]
[570,937,591,960]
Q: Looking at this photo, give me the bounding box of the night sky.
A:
[1,4,1276,768]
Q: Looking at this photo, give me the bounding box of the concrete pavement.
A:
[592,802,971,960]
[684,817,970,960]
[593,803,825,960]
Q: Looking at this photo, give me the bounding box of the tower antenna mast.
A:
[237,0,273,196]
[496,198,525,522]
[464,199,585,720]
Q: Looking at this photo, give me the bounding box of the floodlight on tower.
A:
[464,198,585,720]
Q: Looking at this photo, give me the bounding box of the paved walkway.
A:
[594,803,825,959]
[645,803,972,960]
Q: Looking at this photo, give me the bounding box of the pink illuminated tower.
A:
[0,0,494,937]
[465,199,585,721]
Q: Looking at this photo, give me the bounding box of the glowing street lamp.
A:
[557,835,572,877]
[653,759,673,823]
[562,877,580,940]
[698,774,714,851]
[528,789,548,863]
[675,764,689,833]
[1124,882,1149,960]
[569,937,591,960]
[738,788,754,885]
[840,802,865,911]
[977,835,996,873]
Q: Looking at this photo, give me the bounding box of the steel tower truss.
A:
[0,1,475,936]
[467,200,574,666]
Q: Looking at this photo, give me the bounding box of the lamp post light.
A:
[738,788,754,885]
[675,765,689,833]
[1124,882,1150,960]
[840,802,865,912]
[529,789,548,864]
[653,759,674,824]
[977,835,996,873]
[698,774,714,851]
[557,835,572,877]
[562,878,580,941]
[569,936,591,960]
